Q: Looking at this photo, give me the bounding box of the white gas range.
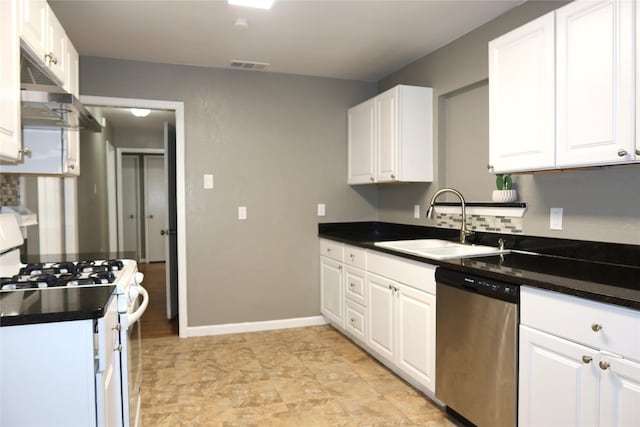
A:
[0,212,149,427]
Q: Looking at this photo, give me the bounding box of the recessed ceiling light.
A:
[130,108,150,118]
[228,0,274,10]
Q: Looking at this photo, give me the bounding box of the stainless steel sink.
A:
[374,239,509,260]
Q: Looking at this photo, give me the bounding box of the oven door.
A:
[120,285,148,427]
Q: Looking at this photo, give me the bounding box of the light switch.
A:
[317,203,326,217]
[414,205,420,219]
[203,174,214,189]
[238,206,247,220]
[550,208,563,230]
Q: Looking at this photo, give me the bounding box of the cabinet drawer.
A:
[345,266,366,306]
[344,245,367,269]
[345,300,366,343]
[319,239,343,262]
[521,286,640,360]
[368,250,436,294]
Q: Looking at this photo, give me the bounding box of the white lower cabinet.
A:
[519,286,640,427]
[319,239,436,396]
[320,256,343,327]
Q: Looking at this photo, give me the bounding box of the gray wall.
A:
[77,123,112,253]
[113,127,164,149]
[80,57,377,327]
[377,0,640,245]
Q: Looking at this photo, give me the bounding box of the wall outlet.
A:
[203,174,214,189]
[414,205,420,219]
[238,206,247,220]
[550,207,563,230]
[317,203,326,217]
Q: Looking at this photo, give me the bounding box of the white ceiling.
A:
[49,0,522,82]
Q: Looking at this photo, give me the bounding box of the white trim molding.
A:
[82,95,188,338]
[183,316,329,338]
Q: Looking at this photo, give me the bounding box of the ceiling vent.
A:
[230,60,270,71]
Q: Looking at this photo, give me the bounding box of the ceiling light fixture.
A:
[130,108,150,118]
[228,0,274,10]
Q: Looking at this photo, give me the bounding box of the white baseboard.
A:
[181,315,329,338]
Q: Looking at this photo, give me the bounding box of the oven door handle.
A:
[127,285,149,328]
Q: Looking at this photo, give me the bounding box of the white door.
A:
[367,273,395,363]
[488,12,555,173]
[144,155,166,262]
[396,283,435,393]
[320,257,343,326]
[556,0,635,167]
[347,98,375,184]
[519,325,599,427]
[599,355,640,426]
[121,155,140,258]
[375,87,398,182]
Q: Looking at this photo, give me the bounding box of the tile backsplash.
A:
[0,175,20,206]
[436,212,524,234]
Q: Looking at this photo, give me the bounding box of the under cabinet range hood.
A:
[20,52,102,133]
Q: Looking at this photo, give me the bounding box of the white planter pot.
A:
[492,189,517,203]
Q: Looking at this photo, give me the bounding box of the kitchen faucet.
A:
[426,188,473,244]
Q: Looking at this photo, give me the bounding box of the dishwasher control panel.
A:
[436,268,520,303]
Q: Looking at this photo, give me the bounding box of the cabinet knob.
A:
[45,53,58,65]
[112,324,121,332]
[636,148,640,156]
[370,177,374,182]
[68,163,75,170]
[582,355,593,364]
[599,360,610,370]
[591,323,603,332]
[487,164,494,172]
[350,253,355,259]
[617,149,628,157]
[326,248,331,252]
[115,345,123,352]
[349,282,355,289]
[350,318,355,324]
[338,265,342,270]
[390,174,396,179]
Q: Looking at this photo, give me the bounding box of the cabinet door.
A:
[20,0,48,62]
[46,7,66,83]
[0,0,21,162]
[396,283,435,393]
[556,0,634,167]
[348,99,375,184]
[320,256,343,327]
[519,325,599,427]
[375,87,398,182]
[488,12,555,173]
[366,273,395,363]
[599,355,640,427]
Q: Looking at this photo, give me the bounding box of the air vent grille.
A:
[20,52,57,86]
[230,60,270,71]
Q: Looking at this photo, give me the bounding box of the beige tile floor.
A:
[140,325,457,426]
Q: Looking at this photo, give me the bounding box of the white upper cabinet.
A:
[20,0,67,84]
[489,0,637,172]
[556,0,634,167]
[0,0,22,162]
[347,98,375,184]
[636,0,640,160]
[489,13,555,173]
[347,85,433,184]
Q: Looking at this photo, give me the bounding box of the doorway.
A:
[81,95,185,337]
[120,153,166,263]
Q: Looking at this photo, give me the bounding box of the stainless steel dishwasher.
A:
[435,267,519,427]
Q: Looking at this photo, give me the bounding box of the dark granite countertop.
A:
[319,222,640,310]
[0,286,116,326]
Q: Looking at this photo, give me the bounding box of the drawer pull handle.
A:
[582,355,593,364]
[591,323,603,332]
[599,361,610,370]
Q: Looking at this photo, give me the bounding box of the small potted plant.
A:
[492,174,517,202]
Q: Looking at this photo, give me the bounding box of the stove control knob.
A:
[129,286,140,303]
